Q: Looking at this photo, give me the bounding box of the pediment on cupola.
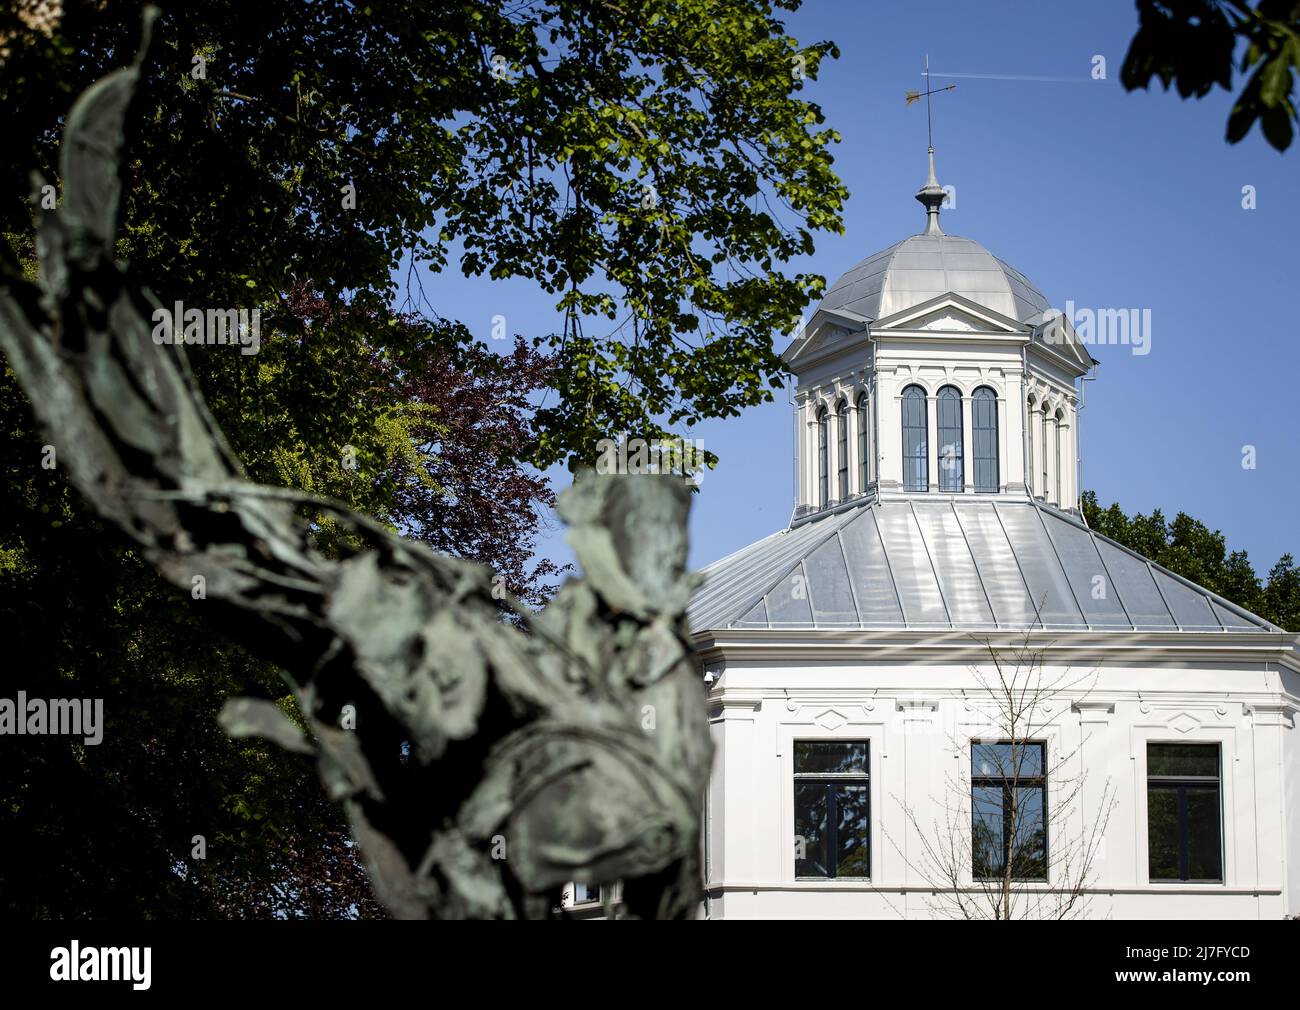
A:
[781,306,871,368]
[870,291,1026,336]
[1029,309,1098,374]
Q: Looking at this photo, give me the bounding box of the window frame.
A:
[856,391,870,492]
[901,385,929,493]
[937,385,964,492]
[1146,742,1224,884]
[1054,409,1063,504]
[1027,399,1035,496]
[971,386,999,493]
[1040,410,1049,496]
[793,739,871,880]
[970,740,1049,883]
[836,398,849,502]
[816,405,829,508]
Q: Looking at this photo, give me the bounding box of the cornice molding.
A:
[692,628,1300,672]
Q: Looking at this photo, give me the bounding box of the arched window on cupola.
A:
[972,387,999,493]
[816,405,829,508]
[856,391,869,492]
[1026,395,1036,496]
[937,385,963,492]
[1040,407,1050,498]
[901,385,928,492]
[1055,406,1066,505]
[836,398,849,502]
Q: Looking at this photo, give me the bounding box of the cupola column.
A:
[961,391,975,492]
[926,390,939,492]
[1058,411,1075,509]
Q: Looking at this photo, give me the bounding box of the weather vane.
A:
[905,54,956,150]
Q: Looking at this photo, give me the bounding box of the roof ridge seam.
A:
[722,510,859,629]
[908,499,953,627]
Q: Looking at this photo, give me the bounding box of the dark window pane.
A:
[1027,403,1034,487]
[794,783,829,877]
[794,742,871,879]
[817,408,829,508]
[1148,743,1219,778]
[836,403,848,500]
[1146,744,1223,883]
[972,388,998,492]
[1186,786,1223,880]
[1010,785,1047,879]
[795,740,868,775]
[834,784,870,877]
[972,784,1004,878]
[972,742,1043,779]
[972,742,1047,881]
[1041,413,1049,491]
[902,386,928,492]
[1147,785,1180,879]
[937,386,963,492]
[857,394,869,490]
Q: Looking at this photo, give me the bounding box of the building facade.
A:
[688,154,1300,919]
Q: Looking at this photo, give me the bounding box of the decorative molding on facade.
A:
[1073,697,1118,723]
[1245,700,1298,728]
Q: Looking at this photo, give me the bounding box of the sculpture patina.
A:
[0,15,712,919]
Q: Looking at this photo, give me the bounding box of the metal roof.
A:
[688,499,1276,634]
[816,234,1051,325]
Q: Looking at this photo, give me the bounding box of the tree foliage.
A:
[0,1,845,916]
[0,39,714,917]
[1122,0,1300,151]
[1,0,845,465]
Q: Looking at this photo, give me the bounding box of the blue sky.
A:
[420,1,1299,579]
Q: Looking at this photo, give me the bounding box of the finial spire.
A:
[916,146,945,235]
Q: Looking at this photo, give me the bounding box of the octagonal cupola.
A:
[782,151,1096,524]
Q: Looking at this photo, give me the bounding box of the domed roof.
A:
[817,232,1051,325]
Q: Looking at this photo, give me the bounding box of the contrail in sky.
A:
[929,71,1093,83]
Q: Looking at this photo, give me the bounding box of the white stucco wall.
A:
[700,648,1299,920]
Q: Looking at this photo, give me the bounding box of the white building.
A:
[688,153,1300,919]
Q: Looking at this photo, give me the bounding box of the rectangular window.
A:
[794,741,870,878]
[573,882,600,904]
[1147,743,1222,882]
[971,742,1047,881]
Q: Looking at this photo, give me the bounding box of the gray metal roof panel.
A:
[912,502,994,627]
[953,501,1037,626]
[816,234,1049,324]
[688,498,1277,635]
[837,506,906,626]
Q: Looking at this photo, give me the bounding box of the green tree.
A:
[2,0,845,464]
[1261,554,1300,630]
[1122,0,1300,151]
[0,1,846,916]
[1081,490,1296,628]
